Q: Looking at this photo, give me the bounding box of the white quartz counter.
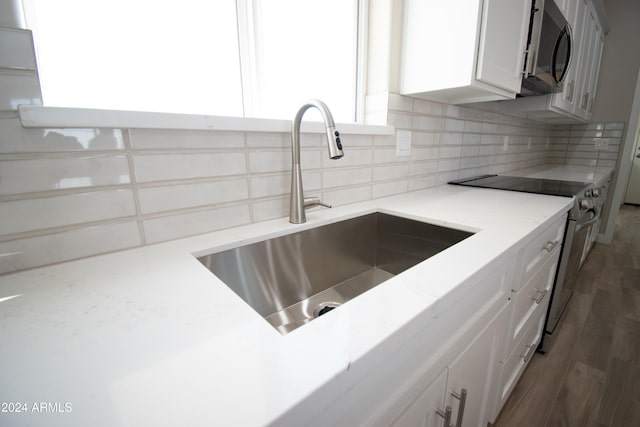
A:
[0,183,575,427]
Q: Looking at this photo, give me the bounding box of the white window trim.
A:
[17,104,394,135]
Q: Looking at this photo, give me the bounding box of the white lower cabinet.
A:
[391,303,510,427]
[391,368,448,427]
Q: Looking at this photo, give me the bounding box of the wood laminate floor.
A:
[494,204,640,427]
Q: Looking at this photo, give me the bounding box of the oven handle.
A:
[575,207,601,232]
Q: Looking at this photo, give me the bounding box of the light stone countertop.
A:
[0,179,579,426]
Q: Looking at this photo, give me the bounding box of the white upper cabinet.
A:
[573,0,604,120]
[400,0,532,104]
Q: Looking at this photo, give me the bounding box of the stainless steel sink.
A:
[197,213,473,334]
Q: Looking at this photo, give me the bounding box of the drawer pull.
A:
[542,240,559,252]
[436,406,453,427]
[521,343,537,363]
[531,289,548,304]
[451,388,468,427]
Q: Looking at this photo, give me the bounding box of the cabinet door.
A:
[445,305,509,427]
[585,19,604,117]
[391,369,447,427]
[573,0,601,119]
[476,0,532,92]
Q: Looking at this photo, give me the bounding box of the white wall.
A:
[591,0,640,123]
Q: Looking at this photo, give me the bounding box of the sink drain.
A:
[313,302,341,317]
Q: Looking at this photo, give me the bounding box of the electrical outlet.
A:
[396,130,412,156]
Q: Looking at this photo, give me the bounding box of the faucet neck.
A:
[290,100,343,224]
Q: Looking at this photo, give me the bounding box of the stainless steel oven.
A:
[448,174,598,352]
[542,191,600,350]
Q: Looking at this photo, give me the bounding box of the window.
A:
[22,0,361,122]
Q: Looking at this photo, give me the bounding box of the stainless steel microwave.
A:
[520,0,573,96]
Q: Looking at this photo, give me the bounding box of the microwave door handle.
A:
[552,26,572,84]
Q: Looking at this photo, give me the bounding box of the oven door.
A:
[546,208,596,333]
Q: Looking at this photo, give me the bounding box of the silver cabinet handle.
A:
[521,343,537,363]
[451,388,468,427]
[436,406,453,427]
[531,289,548,304]
[542,240,559,252]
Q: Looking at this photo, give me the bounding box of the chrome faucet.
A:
[290,100,344,224]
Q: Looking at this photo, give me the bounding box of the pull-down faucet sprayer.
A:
[290,100,344,224]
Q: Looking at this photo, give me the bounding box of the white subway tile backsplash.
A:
[463,133,481,145]
[0,221,141,274]
[324,185,372,206]
[2,92,623,275]
[410,147,439,161]
[409,160,438,176]
[130,129,244,149]
[138,179,249,214]
[133,152,247,182]
[411,132,440,146]
[341,134,374,147]
[372,180,408,198]
[604,122,624,130]
[373,134,395,146]
[0,190,136,236]
[413,99,443,116]
[441,133,463,145]
[323,168,372,188]
[412,116,443,131]
[249,149,321,173]
[0,118,125,152]
[438,146,462,159]
[143,204,251,244]
[251,197,288,222]
[445,119,465,132]
[245,132,288,148]
[373,148,404,164]
[373,164,409,181]
[324,148,372,168]
[388,93,414,112]
[387,112,413,129]
[461,145,480,157]
[408,174,437,191]
[437,158,461,172]
[249,171,320,198]
[603,129,623,138]
[597,159,617,167]
[436,170,460,185]
[463,121,483,133]
[0,156,130,195]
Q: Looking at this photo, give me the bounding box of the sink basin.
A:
[197,213,473,334]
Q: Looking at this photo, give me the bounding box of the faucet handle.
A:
[303,196,332,209]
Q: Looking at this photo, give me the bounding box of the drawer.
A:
[517,214,566,289]
[510,247,560,346]
[497,311,546,412]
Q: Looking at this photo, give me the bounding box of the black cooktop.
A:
[448,174,590,198]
